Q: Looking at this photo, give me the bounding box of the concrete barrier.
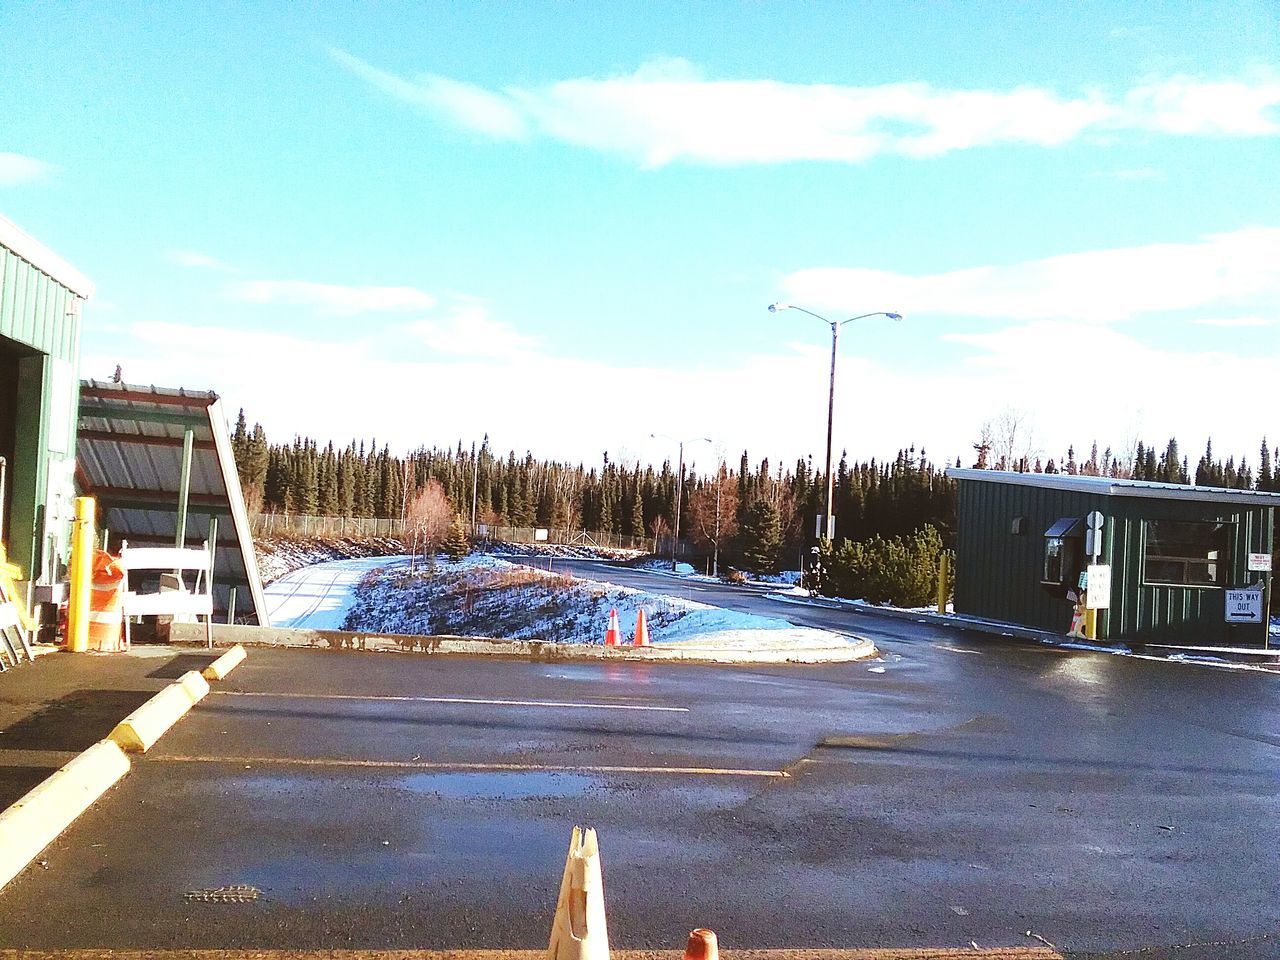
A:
[108,683,198,753]
[170,622,878,665]
[177,670,210,704]
[201,643,246,680]
[0,739,130,890]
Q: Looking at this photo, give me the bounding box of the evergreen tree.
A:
[738,498,782,574]
[442,514,470,560]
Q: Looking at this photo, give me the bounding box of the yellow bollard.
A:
[66,497,96,653]
[1085,605,1097,642]
[937,552,949,615]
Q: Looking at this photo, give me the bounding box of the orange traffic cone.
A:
[633,607,649,647]
[685,929,718,960]
[604,608,621,646]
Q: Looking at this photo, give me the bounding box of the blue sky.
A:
[2,1,1277,472]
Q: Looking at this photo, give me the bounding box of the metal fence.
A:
[250,513,660,553]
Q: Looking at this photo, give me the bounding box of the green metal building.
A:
[948,469,1277,648]
[0,214,93,584]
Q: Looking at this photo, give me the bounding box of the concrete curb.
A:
[170,622,878,665]
[108,683,198,753]
[766,591,1083,644]
[177,670,211,705]
[202,643,247,680]
[765,592,1280,667]
[0,739,130,890]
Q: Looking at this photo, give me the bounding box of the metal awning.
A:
[75,380,268,625]
[1044,517,1085,538]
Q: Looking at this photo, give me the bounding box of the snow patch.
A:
[343,554,854,650]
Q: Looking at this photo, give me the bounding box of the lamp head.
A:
[768,302,790,313]
[886,312,903,321]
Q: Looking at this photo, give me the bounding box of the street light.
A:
[769,302,902,542]
[651,433,712,571]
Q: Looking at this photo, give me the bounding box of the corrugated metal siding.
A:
[956,478,1109,634]
[0,245,81,362]
[956,476,1274,646]
[1107,499,1271,646]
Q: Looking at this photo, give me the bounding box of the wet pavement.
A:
[0,612,1274,958]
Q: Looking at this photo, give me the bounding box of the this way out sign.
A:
[1225,589,1263,624]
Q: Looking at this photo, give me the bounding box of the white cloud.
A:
[168,249,240,273]
[225,279,436,314]
[783,227,1280,324]
[0,151,55,185]
[1123,72,1280,136]
[327,48,528,140]
[1193,316,1273,328]
[330,53,1280,166]
[408,301,538,359]
[79,299,1280,481]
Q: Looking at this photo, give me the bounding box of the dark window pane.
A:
[1143,520,1230,587]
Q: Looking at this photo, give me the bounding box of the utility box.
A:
[0,214,94,584]
[948,469,1277,648]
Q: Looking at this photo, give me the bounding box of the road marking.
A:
[152,755,790,778]
[210,691,688,713]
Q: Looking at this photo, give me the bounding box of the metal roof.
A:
[0,212,95,299]
[947,468,1280,507]
[75,380,269,625]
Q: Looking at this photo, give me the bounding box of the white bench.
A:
[118,542,215,648]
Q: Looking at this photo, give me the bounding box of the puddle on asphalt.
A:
[542,663,656,683]
[401,770,596,800]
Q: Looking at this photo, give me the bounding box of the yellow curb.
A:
[201,643,247,680]
[108,683,197,753]
[177,670,210,705]
[0,740,130,890]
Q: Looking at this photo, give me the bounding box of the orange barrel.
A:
[88,551,126,652]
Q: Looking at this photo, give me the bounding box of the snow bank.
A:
[255,535,405,583]
[343,554,854,650]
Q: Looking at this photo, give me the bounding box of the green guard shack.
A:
[0,214,93,587]
[947,469,1277,648]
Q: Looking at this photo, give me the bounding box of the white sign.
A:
[1225,589,1264,624]
[534,528,549,542]
[1247,552,1272,572]
[1086,510,1105,530]
[1085,564,1111,609]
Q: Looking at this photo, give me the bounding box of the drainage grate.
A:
[183,885,262,903]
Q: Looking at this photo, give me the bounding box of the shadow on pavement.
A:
[0,764,61,808]
[0,688,155,752]
[147,653,220,679]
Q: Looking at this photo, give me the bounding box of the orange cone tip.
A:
[685,929,718,960]
[633,607,649,646]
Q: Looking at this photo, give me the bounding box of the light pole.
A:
[651,433,712,570]
[768,303,901,542]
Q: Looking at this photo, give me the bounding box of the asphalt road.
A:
[0,559,1277,958]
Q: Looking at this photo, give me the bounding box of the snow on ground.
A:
[629,557,804,587]
[477,541,642,561]
[265,555,411,629]
[255,536,405,584]
[342,554,853,650]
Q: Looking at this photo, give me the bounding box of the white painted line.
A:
[155,755,787,778]
[210,691,689,713]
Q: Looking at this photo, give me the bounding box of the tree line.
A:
[231,409,1277,575]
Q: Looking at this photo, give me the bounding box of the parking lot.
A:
[0,631,1277,957]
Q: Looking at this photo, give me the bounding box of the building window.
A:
[1143,520,1231,587]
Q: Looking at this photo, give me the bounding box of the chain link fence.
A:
[250,513,664,554]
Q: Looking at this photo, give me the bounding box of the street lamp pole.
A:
[769,303,902,542]
[652,433,712,570]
